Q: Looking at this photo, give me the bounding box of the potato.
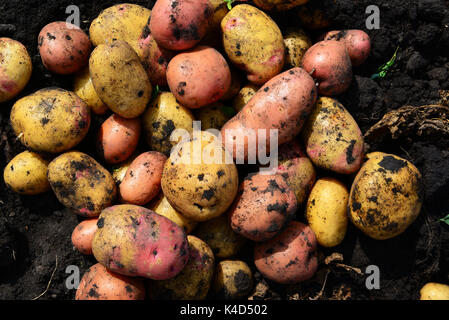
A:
[324,30,371,66]
[254,221,318,284]
[97,114,141,164]
[232,83,259,112]
[253,0,308,11]
[71,218,98,255]
[296,4,331,30]
[349,152,424,240]
[229,173,297,242]
[0,38,32,103]
[3,151,50,195]
[143,91,194,156]
[47,151,116,217]
[161,131,239,222]
[10,88,90,153]
[194,214,246,258]
[213,260,253,299]
[89,40,151,118]
[92,204,189,279]
[73,67,108,115]
[149,194,197,234]
[38,22,91,74]
[75,263,145,300]
[306,177,348,247]
[221,4,285,85]
[200,0,229,49]
[194,103,234,131]
[149,0,214,51]
[301,97,364,174]
[111,153,139,184]
[119,151,167,206]
[167,46,231,109]
[149,235,214,299]
[284,28,312,69]
[221,68,317,162]
[301,40,353,96]
[420,283,449,300]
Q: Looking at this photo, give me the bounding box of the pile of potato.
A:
[2,0,445,300]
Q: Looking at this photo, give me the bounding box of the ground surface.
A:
[0,0,448,300]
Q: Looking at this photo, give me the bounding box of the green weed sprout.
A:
[439,213,449,226]
[371,46,399,80]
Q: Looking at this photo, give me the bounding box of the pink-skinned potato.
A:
[71,218,98,255]
[92,204,190,280]
[324,30,371,66]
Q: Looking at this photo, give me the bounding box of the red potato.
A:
[301,40,352,96]
[119,151,167,205]
[38,22,91,74]
[167,46,231,109]
[254,221,318,284]
[71,218,98,255]
[75,263,145,300]
[97,114,141,164]
[324,30,371,66]
[149,0,214,51]
[221,67,317,162]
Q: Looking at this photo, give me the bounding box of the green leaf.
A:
[151,84,160,102]
[370,46,399,79]
[439,214,449,225]
[224,0,234,10]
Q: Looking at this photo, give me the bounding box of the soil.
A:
[1,0,448,300]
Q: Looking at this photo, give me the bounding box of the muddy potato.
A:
[111,152,140,184]
[324,30,371,66]
[167,46,231,109]
[71,218,98,255]
[143,92,194,156]
[194,214,246,258]
[254,0,308,11]
[306,177,348,247]
[161,131,239,222]
[284,28,312,69]
[73,67,108,115]
[120,151,167,206]
[254,221,318,284]
[232,83,259,112]
[213,260,253,299]
[10,88,90,153]
[296,4,331,30]
[38,22,91,74]
[92,204,190,279]
[194,103,234,131]
[149,194,197,234]
[3,151,50,195]
[420,283,449,300]
[0,38,32,103]
[149,235,214,299]
[349,152,424,240]
[89,40,151,118]
[75,263,145,300]
[47,151,116,217]
[301,97,364,174]
[201,0,229,49]
[222,4,285,85]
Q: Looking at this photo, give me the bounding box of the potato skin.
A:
[92,204,190,280]
[201,0,229,49]
[71,218,98,255]
[75,263,145,300]
[38,22,91,74]
[221,4,285,85]
[212,260,253,299]
[0,38,32,103]
[149,0,214,51]
[232,83,259,112]
[349,152,424,240]
[301,40,353,96]
[149,235,215,300]
[3,151,50,195]
[47,151,116,217]
[420,283,449,300]
[254,221,318,284]
[324,30,371,66]
[284,28,312,69]
[89,40,151,118]
[229,173,297,242]
[97,114,141,164]
[194,103,233,131]
[306,177,348,247]
[301,97,364,174]
[119,151,167,205]
[73,67,108,115]
[167,46,231,109]
[10,88,90,153]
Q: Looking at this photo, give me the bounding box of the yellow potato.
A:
[201,0,229,49]
[142,92,194,156]
[284,28,312,68]
[73,67,108,115]
[306,177,348,247]
[420,283,449,300]
[149,235,215,300]
[212,260,253,299]
[0,37,32,103]
[194,103,234,131]
[232,83,259,112]
[253,0,308,11]
[3,151,50,195]
[110,152,140,184]
[89,40,151,118]
[349,152,424,240]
